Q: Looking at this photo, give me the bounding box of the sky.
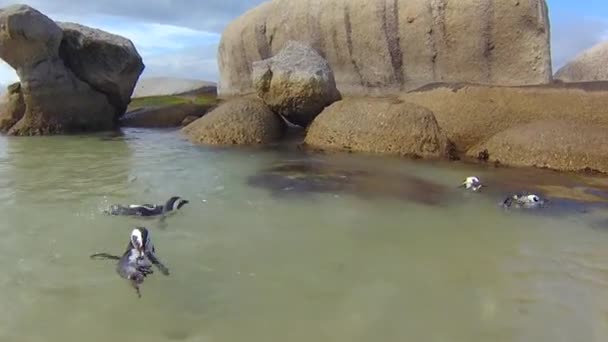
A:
[0,0,605,85]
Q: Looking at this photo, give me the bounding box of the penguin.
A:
[460,176,483,192]
[501,193,546,209]
[105,196,189,218]
[90,227,169,298]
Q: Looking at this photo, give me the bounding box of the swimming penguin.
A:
[501,193,546,209]
[460,176,483,191]
[90,227,170,298]
[105,196,189,218]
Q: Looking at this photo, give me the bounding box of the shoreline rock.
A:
[401,82,608,152]
[304,97,451,159]
[466,120,608,174]
[182,97,285,146]
[0,4,143,135]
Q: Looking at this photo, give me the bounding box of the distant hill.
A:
[132,77,217,98]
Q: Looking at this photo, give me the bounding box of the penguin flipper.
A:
[147,252,170,276]
[90,253,121,260]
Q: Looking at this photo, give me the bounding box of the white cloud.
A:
[0,63,17,85]
[551,16,608,70]
[85,19,220,56]
[142,44,219,81]
[0,0,266,33]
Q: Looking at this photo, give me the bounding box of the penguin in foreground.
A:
[91,227,170,298]
[501,193,546,209]
[105,196,189,218]
[459,176,483,192]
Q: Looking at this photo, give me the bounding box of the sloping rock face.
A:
[400,82,608,152]
[304,98,450,159]
[554,41,608,82]
[182,97,285,145]
[467,120,608,173]
[218,0,552,97]
[0,5,144,135]
[58,22,144,116]
[252,41,341,127]
[120,103,211,128]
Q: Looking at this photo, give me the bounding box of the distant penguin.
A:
[501,193,545,209]
[90,227,170,298]
[460,176,483,192]
[105,196,189,218]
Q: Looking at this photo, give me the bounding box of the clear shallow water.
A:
[2,129,608,341]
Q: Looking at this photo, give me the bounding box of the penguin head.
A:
[130,227,150,256]
[461,176,482,190]
[165,196,189,212]
[525,194,544,205]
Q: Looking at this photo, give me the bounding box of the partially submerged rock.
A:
[555,41,608,82]
[182,97,285,145]
[304,98,451,159]
[120,103,211,128]
[0,4,143,135]
[252,41,341,127]
[467,120,608,173]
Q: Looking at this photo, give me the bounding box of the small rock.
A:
[182,97,285,146]
[252,41,341,127]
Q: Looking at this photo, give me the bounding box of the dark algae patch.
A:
[247,159,449,206]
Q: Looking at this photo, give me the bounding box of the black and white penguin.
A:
[460,176,483,192]
[91,227,170,298]
[105,196,189,218]
[501,193,545,209]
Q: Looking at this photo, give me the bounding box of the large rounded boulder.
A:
[58,22,145,116]
[0,5,144,135]
[554,41,608,82]
[252,41,341,127]
[218,0,552,97]
[182,97,285,146]
[304,98,450,159]
[466,120,608,173]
